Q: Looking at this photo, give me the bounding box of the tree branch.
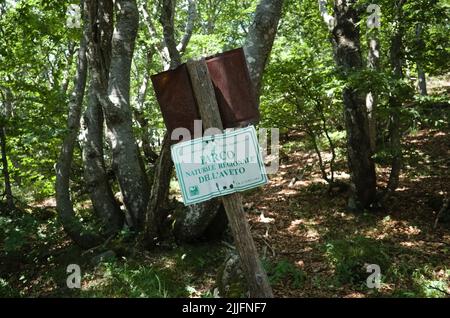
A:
[244,0,284,99]
[318,0,335,30]
[177,0,197,54]
[160,0,181,68]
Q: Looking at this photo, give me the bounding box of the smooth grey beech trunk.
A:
[82,0,124,236]
[97,0,150,230]
[244,0,284,99]
[55,5,103,248]
[332,0,377,209]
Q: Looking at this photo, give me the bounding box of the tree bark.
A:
[0,87,14,210]
[82,0,124,236]
[97,0,150,231]
[140,2,170,67]
[145,132,173,243]
[416,23,427,96]
[0,125,13,210]
[160,0,181,68]
[56,3,103,248]
[244,0,284,99]
[385,1,405,197]
[133,49,159,164]
[60,42,77,96]
[332,0,377,210]
[177,0,196,54]
[367,31,380,152]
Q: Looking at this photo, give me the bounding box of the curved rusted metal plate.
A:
[151,63,200,138]
[206,47,259,128]
[151,47,260,140]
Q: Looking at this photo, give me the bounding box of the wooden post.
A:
[186,59,273,298]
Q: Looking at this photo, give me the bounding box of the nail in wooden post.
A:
[186,58,273,298]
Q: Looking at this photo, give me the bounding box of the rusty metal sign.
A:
[151,48,259,139]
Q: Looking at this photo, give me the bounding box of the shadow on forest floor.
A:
[243,124,449,297]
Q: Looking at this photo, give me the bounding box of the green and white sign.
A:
[171,126,268,206]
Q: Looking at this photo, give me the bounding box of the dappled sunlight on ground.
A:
[244,126,450,297]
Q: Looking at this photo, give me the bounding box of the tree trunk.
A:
[172,198,223,242]
[244,0,284,99]
[385,4,405,197]
[332,0,377,210]
[160,0,181,68]
[81,85,124,234]
[97,0,150,231]
[55,3,103,248]
[417,66,427,96]
[0,125,13,210]
[145,132,173,243]
[60,42,76,96]
[416,24,427,96]
[82,0,124,236]
[367,32,380,152]
[0,87,14,210]
[177,0,196,54]
[133,49,159,164]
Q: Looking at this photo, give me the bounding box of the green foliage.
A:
[0,211,61,262]
[264,259,307,289]
[388,265,450,298]
[0,278,20,297]
[82,262,174,298]
[0,0,78,201]
[324,236,390,286]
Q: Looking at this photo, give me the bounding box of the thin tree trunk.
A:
[416,23,427,96]
[244,0,284,99]
[133,49,159,164]
[332,0,377,210]
[160,0,181,68]
[0,87,14,210]
[145,133,173,243]
[417,66,427,96]
[55,2,103,248]
[97,0,150,231]
[140,2,170,67]
[367,31,380,152]
[0,126,13,210]
[60,42,77,96]
[177,0,196,54]
[385,3,405,197]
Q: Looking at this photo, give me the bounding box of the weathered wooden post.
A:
[186,59,273,298]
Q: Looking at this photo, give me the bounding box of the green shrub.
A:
[324,236,390,286]
[264,259,306,289]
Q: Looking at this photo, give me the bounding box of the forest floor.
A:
[245,126,450,297]
[1,108,449,298]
